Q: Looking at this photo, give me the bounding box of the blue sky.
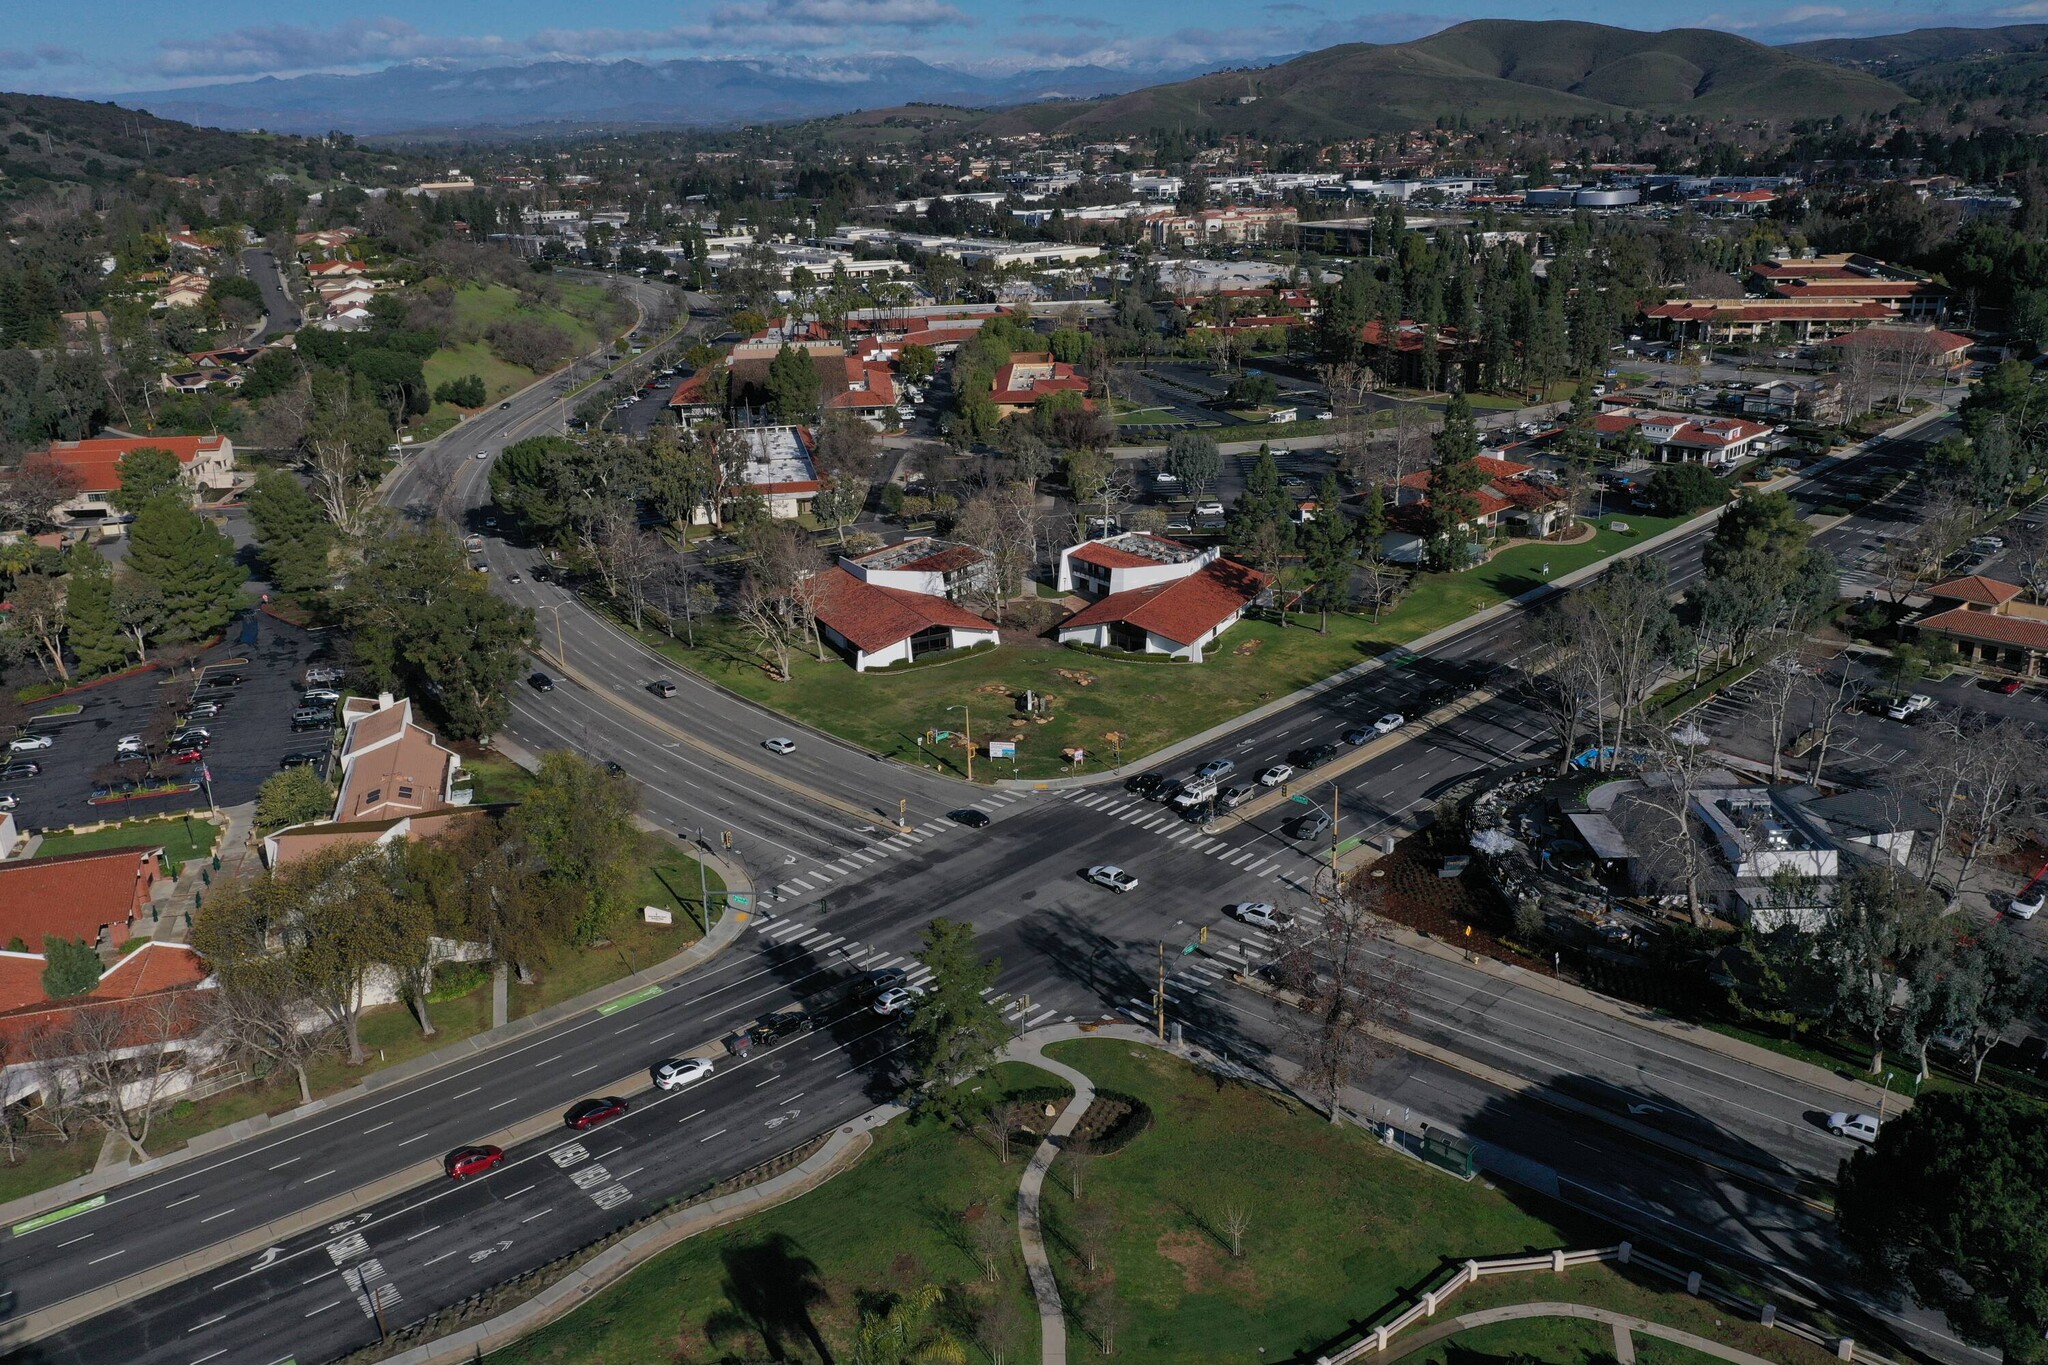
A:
[3,0,2044,93]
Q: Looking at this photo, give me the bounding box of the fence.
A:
[1321,1242,1902,1365]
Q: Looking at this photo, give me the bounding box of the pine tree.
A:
[246,470,334,596]
[111,447,184,513]
[126,499,246,642]
[1425,392,1487,570]
[1301,473,1355,633]
[64,549,126,676]
[764,342,821,423]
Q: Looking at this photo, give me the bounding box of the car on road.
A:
[1886,693,1934,721]
[1218,783,1256,811]
[603,760,626,776]
[279,751,325,769]
[1231,902,1295,932]
[563,1096,630,1130]
[873,985,926,1016]
[1289,808,1333,841]
[474,450,490,460]
[763,737,797,754]
[0,762,42,781]
[1085,865,1139,893]
[862,966,908,1000]
[443,1145,505,1180]
[507,572,523,584]
[948,807,991,828]
[1827,1111,1880,1143]
[6,734,53,753]
[1259,763,1294,787]
[650,1057,715,1090]
[1153,776,1185,804]
[528,672,556,692]
[1124,774,1165,799]
[649,679,677,698]
[1288,742,1339,770]
[1342,727,1372,746]
[500,401,512,410]
[1373,713,1406,735]
[1195,758,1235,782]
[749,1010,815,1045]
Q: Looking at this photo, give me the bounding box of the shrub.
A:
[434,374,488,408]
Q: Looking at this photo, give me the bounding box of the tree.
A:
[954,485,1038,625]
[1164,431,1223,500]
[255,766,334,832]
[1227,445,1292,570]
[506,751,639,946]
[899,343,937,385]
[1921,922,2048,1083]
[1820,863,1943,1075]
[302,370,392,537]
[732,524,827,679]
[848,1283,966,1365]
[1423,392,1485,568]
[125,498,245,642]
[1838,1090,2048,1362]
[433,374,487,408]
[765,342,822,423]
[1272,873,1409,1121]
[111,576,169,664]
[40,937,103,999]
[1299,473,1355,632]
[111,447,184,514]
[28,991,190,1162]
[0,457,83,533]
[63,550,125,677]
[1645,463,1723,517]
[899,917,1008,1124]
[245,469,334,596]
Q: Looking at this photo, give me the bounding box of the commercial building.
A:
[31,434,237,525]
[1593,410,1773,468]
[989,353,1090,416]
[1910,575,2048,678]
[811,545,1000,673]
[1054,533,1268,662]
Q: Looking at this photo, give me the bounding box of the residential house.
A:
[166,231,216,255]
[307,259,367,281]
[263,693,471,865]
[0,845,167,952]
[1910,574,2048,677]
[58,311,112,355]
[156,272,212,310]
[1593,410,1772,469]
[34,434,237,524]
[988,353,1089,416]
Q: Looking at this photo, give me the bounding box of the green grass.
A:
[653,516,1687,780]
[415,282,611,434]
[459,750,538,804]
[36,815,221,865]
[489,1061,1064,1365]
[0,1140,99,1205]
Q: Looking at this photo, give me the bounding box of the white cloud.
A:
[0,44,84,71]
[153,19,526,77]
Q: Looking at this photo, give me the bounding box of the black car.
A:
[279,750,325,769]
[1153,776,1186,804]
[199,672,245,687]
[603,760,626,775]
[1123,774,1165,799]
[948,808,991,828]
[748,1010,815,1046]
[528,672,556,692]
[563,1096,630,1131]
[168,730,212,749]
[1288,743,1340,771]
[862,966,908,1000]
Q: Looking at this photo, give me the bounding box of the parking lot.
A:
[3,613,334,833]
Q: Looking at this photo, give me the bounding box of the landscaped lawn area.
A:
[459,749,539,804]
[655,513,1692,780]
[490,1061,1063,1365]
[35,815,222,867]
[415,282,617,433]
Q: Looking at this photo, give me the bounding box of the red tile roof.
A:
[811,568,994,654]
[1643,300,1897,324]
[1823,327,1972,355]
[667,370,716,407]
[37,435,228,494]
[990,354,1089,406]
[0,847,161,946]
[1773,279,1947,300]
[0,955,47,1013]
[1069,534,1194,570]
[1925,575,2024,607]
[1061,558,1269,648]
[1918,606,2048,652]
[92,943,209,999]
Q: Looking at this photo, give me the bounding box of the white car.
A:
[1827,1111,1880,1143]
[1259,763,1294,787]
[474,449,490,460]
[1231,902,1295,932]
[301,689,343,704]
[6,734,53,753]
[650,1057,714,1090]
[1886,694,1933,721]
[116,734,145,754]
[1195,499,1225,517]
[0,793,17,812]
[1373,713,1406,735]
[762,737,797,754]
[2009,889,2044,920]
[1085,865,1139,894]
[872,985,926,1016]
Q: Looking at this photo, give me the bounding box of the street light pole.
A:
[948,703,973,782]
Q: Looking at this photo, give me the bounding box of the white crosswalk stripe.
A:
[810,934,844,952]
[1230,851,1255,865]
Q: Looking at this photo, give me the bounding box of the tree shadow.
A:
[703,1233,834,1363]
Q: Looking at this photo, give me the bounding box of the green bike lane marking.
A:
[12,1195,105,1237]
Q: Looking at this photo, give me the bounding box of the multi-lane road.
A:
[6,288,1986,1364]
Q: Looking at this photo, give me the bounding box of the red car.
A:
[563,1096,630,1131]
[2001,678,2025,695]
[443,1144,504,1180]
[170,747,205,764]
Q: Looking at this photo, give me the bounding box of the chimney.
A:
[377,692,395,710]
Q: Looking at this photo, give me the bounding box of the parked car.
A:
[183,702,222,720]
[304,666,345,686]
[1827,1111,1880,1143]
[279,750,325,769]
[301,689,342,704]
[6,734,53,753]
[563,1096,630,1131]
[2010,888,2045,920]
[169,747,205,764]
[2000,678,2025,696]
[1259,763,1294,787]
[1886,693,1933,721]
[763,737,797,754]
[650,1057,715,1091]
[1085,865,1139,893]
[443,1145,505,1180]
[0,762,42,781]
[528,672,556,692]
[116,734,145,754]
[1231,903,1296,932]
[0,793,17,812]
[1195,499,1225,517]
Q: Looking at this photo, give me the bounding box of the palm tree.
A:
[848,1284,968,1365]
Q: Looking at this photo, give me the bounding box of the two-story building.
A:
[1054,532,1268,662]
[811,539,1000,672]
[33,434,237,526]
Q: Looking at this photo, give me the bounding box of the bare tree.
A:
[203,951,339,1105]
[983,1099,1015,1166]
[956,485,1040,626]
[1089,1274,1126,1357]
[971,1200,1013,1284]
[1634,734,1719,928]
[975,1285,1026,1365]
[1072,1195,1113,1274]
[1931,714,2046,894]
[2011,517,2048,603]
[1803,657,1867,785]
[1063,1132,1093,1201]
[734,526,827,677]
[1221,1200,1251,1259]
[1273,874,1411,1122]
[1750,634,1807,783]
[0,457,84,532]
[28,992,196,1163]
[1836,341,1880,423]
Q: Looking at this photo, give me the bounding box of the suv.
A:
[528,672,556,692]
[1289,742,1340,771]
[304,666,345,686]
[749,1009,815,1045]
[291,711,333,732]
[862,966,909,1000]
[1289,808,1334,841]
[649,679,678,698]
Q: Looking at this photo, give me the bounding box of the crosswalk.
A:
[754,790,1036,905]
[1055,788,1294,878]
[743,919,1098,1027]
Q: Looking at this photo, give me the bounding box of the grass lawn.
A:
[459,750,539,804]
[654,515,1691,780]
[0,1139,99,1206]
[36,815,221,866]
[490,1061,1064,1365]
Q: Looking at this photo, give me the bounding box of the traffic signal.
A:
[721,830,732,850]
[1199,924,1208,944]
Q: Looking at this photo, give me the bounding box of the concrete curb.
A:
[356,1105,898,1365]
[995,402,1954,795]
[0,864,754,1233]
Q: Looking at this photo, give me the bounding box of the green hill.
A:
[980,20,1907,141]
[1788,25,2048,77]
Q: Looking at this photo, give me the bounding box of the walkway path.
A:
[1388,1301,1783,1365]
[1004,1032,1098,1365]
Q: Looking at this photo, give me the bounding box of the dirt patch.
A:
[1234,639,1263,656]
[1054,668,1095,687]
[1371,838,1549,974]
[1155,1228,1261,1300]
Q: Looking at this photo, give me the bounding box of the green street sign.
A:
[728,894,752,908]
[1182,942,1199,955]
[1291,793,1311,805]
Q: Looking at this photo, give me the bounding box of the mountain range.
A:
[60,18,2048,141]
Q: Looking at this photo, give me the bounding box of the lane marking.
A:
[188,1314,227,1332]
[199,1209,237,1224]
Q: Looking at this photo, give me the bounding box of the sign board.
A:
[1291,793,1312,805]
[641,906,674,926]
[989,739,1016,759]
[728,893,752,909]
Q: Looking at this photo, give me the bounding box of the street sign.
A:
[1291,793,1311,805]
[728,893,752,908]
[989,739,1016,759]
[1182,942,1198,955]
[933,730,954,741]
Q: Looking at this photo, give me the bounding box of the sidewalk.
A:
[1004,1035,1097,1365]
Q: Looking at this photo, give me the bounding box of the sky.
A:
[3,0,2047,94]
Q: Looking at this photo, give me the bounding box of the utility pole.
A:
[1155,942,1166,1041]
[949,703,973,782]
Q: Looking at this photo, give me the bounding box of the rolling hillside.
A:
[982,20,1908,141]
[1788,25,2048,77]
